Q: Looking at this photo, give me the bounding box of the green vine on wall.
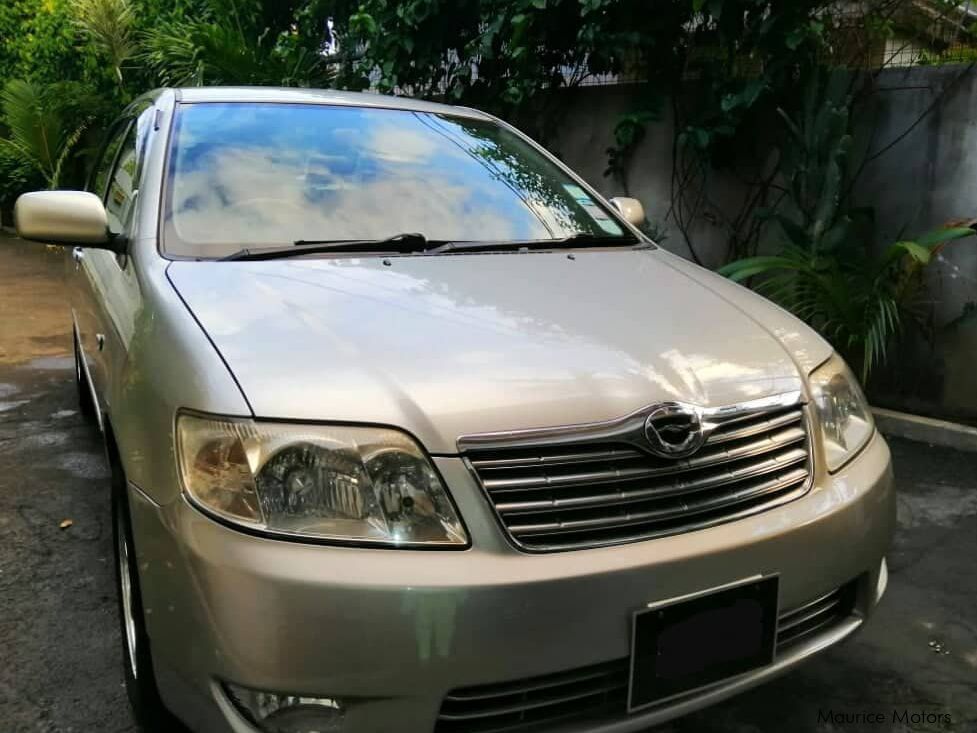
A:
[333,0,854,260]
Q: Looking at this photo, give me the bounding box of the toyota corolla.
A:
[12,87,895,733]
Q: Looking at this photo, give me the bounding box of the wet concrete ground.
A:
[0,241,135,732]
[0,236,975,732]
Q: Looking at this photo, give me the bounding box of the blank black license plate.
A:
[628,576,779,711]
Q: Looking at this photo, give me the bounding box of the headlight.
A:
[176,414,468,546]
[808,354,875,471]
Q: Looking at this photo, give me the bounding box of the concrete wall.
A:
[857,65,977,327]
[549,67,977,422]
[549,83,740,269]
[855,66,977,422]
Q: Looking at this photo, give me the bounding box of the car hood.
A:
[167,248,814,453]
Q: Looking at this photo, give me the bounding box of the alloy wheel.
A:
[115,502,139,680]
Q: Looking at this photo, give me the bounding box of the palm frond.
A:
[0,79,74,186]
[71,0,136,83]
[861,295,901,382]
[50,121,90,189]
[141,13,335,89]
[141,18,208,86]
[719,226,967,382]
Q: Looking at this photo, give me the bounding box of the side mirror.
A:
[14,191,121,251]
[609,196,645,227]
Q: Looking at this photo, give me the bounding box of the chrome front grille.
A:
[434,581,856,733]
[776,582,857,649]
[463,397,812,552]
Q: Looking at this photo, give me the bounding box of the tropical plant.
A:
[719,67,977,381]
[720,226,976,382]
[0,79,90,189]
[0,146,43,220]
[761,70,861,258]
[71,0,136,85]
[140,0,334,87]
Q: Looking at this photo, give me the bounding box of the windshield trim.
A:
[158,100,650,262]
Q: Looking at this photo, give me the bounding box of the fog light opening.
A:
[223,681,346,733]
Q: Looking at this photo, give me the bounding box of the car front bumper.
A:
[128,431,895,733]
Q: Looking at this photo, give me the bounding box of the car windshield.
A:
[162,102,631,258]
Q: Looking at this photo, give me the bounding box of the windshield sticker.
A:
[562,184,623,234]
[563,184,590,202]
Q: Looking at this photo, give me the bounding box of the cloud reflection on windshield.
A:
[165,104,623,257]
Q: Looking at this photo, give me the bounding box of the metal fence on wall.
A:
[572,1,977,87]
[366,2,977,95]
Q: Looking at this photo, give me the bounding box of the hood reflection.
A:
[168,249,802,452]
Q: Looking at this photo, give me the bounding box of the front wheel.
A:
[110,452,174,731]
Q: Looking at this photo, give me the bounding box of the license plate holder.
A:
[628,575,779,712]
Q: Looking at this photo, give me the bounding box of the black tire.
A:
[109,448,175,731]
[73,331,96,422]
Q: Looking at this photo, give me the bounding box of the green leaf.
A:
[888,240,931,265]
[683,126,710,150]
[502,83,524,104]
[718,255,806,282]
[785,28,805,50]
[914,226,975,247]
[819,216,852,252]
[809,135,850,248]
[720,79,765,113]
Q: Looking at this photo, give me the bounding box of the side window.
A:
[105,125,139,236]
[89,122,131,200]
[133,105,155,182]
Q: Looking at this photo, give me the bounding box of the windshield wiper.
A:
[294,232,431,249]
[425,232,641,254]
[219,231,643,261]
[220,232,435,261]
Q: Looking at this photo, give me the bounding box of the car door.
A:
[74,105,153,414]
[70,119,131,415]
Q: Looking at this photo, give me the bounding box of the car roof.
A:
[168,86,491,120]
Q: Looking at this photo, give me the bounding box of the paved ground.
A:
[1,239,975,733]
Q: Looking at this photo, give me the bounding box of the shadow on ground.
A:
[0,238,974,732]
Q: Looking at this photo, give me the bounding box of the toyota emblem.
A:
[644,403,706,458]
